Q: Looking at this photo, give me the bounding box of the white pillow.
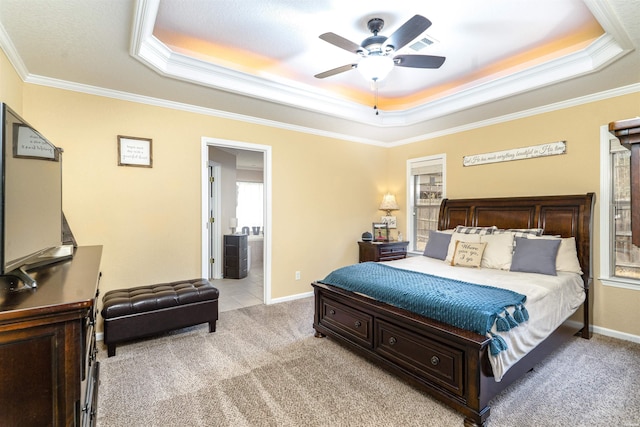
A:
[480,232,515,270]
[445,232,481,263]
[526,235,582,274]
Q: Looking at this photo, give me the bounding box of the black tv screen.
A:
[0,104,66,287]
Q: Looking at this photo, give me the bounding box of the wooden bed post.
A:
[582,193,595,339]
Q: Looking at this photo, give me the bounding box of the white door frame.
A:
[201,137,272,304]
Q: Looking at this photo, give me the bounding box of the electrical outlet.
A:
[295,271,301,280]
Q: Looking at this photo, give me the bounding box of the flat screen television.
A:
[0,103,72,290]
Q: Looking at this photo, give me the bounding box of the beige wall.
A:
[12,85,386,330]
[0,49,23,114]
[387,92,640,337]
[1,45,639,338]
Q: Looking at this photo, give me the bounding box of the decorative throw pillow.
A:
[526,235,582,274]
[423,230,452,260]
[451,241,487,267]
[454,225,497,235]
[494,228,544,238]
[510,237,561,275]
[445,232,482,263]
[480,232,515,270]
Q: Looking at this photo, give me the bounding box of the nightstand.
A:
[358,241,409,262]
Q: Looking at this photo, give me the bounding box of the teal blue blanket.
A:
[321,262,529,355]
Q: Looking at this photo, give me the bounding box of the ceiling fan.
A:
[315,15,446,82]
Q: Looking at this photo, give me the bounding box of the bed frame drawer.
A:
[375,319,465,397]
[318,296,373,348]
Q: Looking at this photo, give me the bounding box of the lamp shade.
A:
[357,55,394,82]
[379,193,399,212]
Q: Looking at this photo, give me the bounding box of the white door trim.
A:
[201,137,272,304]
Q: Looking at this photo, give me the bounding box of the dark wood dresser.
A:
[224,234,248,279]
[358,241,409,262]
[0,246,102,427]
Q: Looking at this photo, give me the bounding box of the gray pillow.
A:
[423,230,452,260]
[510,237,561,275]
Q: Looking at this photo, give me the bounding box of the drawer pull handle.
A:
[431,356,440,366]
[389,337,397,345]
[329,309,336,315]
[354,320,361,328]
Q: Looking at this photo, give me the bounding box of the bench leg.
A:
[208,320,216,333]
[107,343,116,357]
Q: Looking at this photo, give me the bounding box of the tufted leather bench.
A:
[101,278,219,357]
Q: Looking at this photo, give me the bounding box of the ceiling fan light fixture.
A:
[357,55,394,82]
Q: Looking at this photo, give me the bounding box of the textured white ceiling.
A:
[0,0,638,145]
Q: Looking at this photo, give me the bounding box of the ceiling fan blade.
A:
[314,64,357,79]
[394,54,446,69]
[319,32,361,54]
[385,15,432,51]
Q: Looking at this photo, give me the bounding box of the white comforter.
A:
[384,256,585,382]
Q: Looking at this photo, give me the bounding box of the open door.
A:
[208,161,222,279]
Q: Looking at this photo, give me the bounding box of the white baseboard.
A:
[267,290,313,305]
[592,324,640,344]
[566,319,640,343]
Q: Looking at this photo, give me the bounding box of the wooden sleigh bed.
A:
[312,193,595,427]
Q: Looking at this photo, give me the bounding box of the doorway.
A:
[201,138,272,311]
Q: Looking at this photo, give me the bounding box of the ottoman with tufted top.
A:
[101,278,219,357]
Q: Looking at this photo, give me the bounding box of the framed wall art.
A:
[381,215,397,228]
[118,135,152,167]
[372,222,389,242]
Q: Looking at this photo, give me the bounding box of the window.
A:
[600,125,640,289]
[407,154,446,253]
[236,181,263,233]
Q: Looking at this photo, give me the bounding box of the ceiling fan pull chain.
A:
[373,78,379,115]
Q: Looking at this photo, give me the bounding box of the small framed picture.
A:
[118,135,152,167]
[381,215,397,229]
[372,222,389,242]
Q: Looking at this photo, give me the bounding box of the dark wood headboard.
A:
[438,193,596,338]
[438,193,595,286]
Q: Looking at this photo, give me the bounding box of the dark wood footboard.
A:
[313,281,492,426]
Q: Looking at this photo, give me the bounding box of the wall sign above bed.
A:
[463,141,566,167]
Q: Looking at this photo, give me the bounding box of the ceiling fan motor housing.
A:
[367,18,384,35]
[360,35,390,55]
[360,18,394,55]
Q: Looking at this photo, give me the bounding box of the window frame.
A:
[599,124,640,290]
[406,154,446,255]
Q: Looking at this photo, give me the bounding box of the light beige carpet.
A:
[96,297,640,427]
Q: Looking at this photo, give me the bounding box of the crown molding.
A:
[0,21,29,80]
[390,82,640,147]
[131,0,634,129]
